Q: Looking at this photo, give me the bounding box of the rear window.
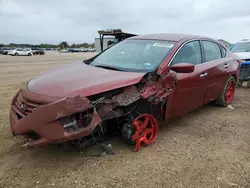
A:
[201,41,222,62]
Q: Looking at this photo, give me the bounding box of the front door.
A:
[165,40,208,120]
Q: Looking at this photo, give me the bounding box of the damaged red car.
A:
[9,34,240,151]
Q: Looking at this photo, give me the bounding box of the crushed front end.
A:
[10,85,102,148]
[10,71,177,151]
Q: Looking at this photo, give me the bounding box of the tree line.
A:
[0,41,95,49]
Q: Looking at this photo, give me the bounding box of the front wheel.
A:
[15,53,18,56]
[121,114,158,151]
[215,76,236,107]
[28,53,32,56]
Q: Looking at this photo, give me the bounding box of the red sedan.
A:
[9,34,240,151]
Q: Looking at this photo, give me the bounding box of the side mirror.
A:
[170,62,195,73]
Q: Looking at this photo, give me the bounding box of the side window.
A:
[202,41,222,62]
[171,41,201,65]
[220,46,227,58]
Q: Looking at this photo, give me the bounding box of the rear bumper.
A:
[10,91,102,148]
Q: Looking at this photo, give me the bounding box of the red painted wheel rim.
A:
[131,114,158,152]
[225,79,235,103]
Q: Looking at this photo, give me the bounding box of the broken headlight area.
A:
[61,122,111,150]
[59,108,94,131]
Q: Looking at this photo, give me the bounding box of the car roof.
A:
[128,33,210,42]
[238,39,250,43]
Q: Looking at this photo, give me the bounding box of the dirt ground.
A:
[0,52,249,188]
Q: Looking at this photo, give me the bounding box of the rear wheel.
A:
[215,76,236,106]
[28,53,32,56]
[15,52,18,56]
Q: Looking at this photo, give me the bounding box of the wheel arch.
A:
[232,74,237,79]
[231,74,238,85]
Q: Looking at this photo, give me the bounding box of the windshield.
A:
[231,42,250,52]
[91,39,176,72]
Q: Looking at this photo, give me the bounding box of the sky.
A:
[0,0,250,45]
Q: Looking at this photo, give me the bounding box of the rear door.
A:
[15,48,21,55]
[200,40,231,104]
[165,40,208,119]
[17,49,24,55]
[22,49,29,55]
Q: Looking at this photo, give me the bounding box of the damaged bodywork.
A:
[10,69,177,151]
[10,33,239,152]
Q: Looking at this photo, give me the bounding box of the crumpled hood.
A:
[28,62,146,97]
[233,52,250,60]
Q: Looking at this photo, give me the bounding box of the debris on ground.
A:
[227,104,234,109]
[86,143,115,157]
[100,144,115,156]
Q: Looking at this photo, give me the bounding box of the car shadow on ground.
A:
[10,105,219,159]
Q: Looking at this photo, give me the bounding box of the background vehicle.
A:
[68,48,81,53]
[33,49,45,55]
[238,62,250,87]
[31,48,38,53]
[230,39,250,86]
[230,39,250,60]
[98,29,137,52]
[59,49,68,53]
[0,48,4,54]
[8,48,33,56]
[79,48,88,52]
[2,47,13,55]
[9,34,240,151]
[88,48,96,52]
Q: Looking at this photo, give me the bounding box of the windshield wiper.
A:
[92,64,123,71]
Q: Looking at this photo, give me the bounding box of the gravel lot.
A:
[0,52,249,188]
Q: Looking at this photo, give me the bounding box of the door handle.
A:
[224,63,229,68]
[200,72,208,78]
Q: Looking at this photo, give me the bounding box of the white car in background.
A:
[88,48,96,52]
[59,49,68,53]
[230,39,250,61]
[8,48,33,56]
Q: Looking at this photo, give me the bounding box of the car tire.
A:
[215,76,236,107]
[28,53,32,56]
[15,53,18,56]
